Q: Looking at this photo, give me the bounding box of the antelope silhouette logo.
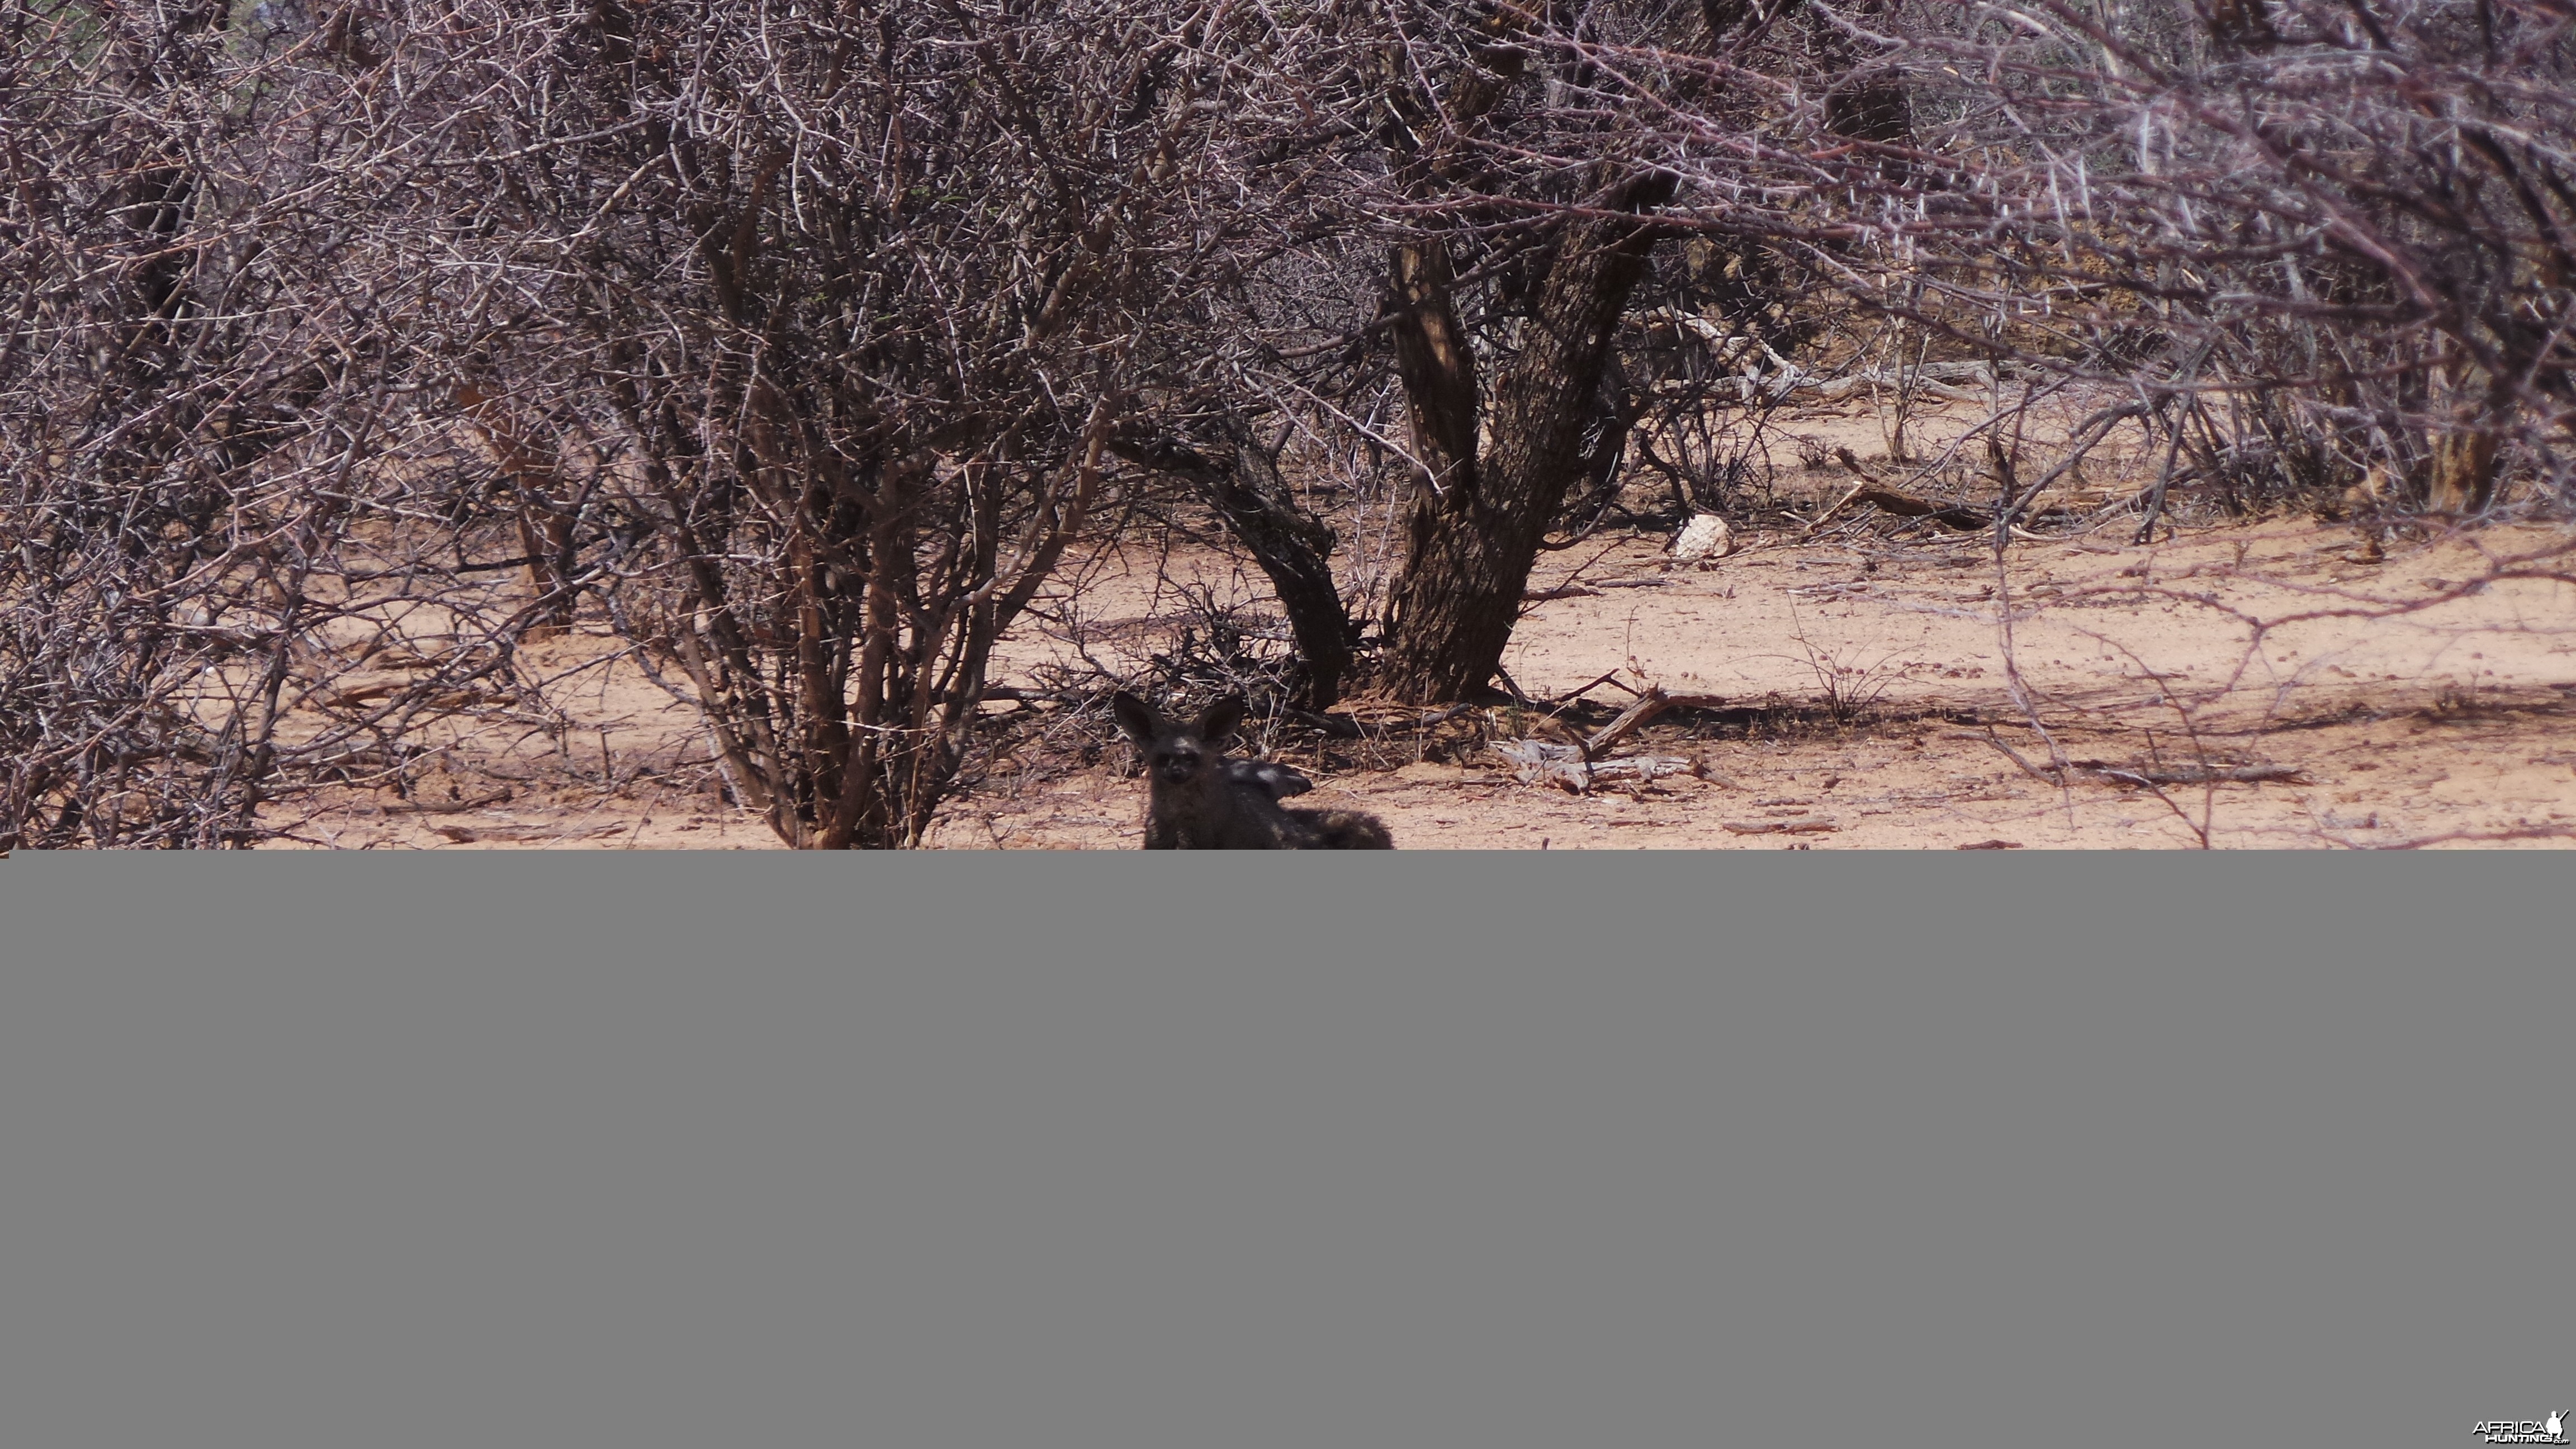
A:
[2479,1414,2572,1444]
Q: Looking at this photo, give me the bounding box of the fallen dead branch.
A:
[1946,731,2306,789]
[1722,819,1838,835]
[1582,686,1727,756]
[1490,740,1696,792]
[1947,728,2061,782]
[2369,823,2576,849]
[1287,708,1368,737]
[2083,763,2309,787]
[1818,466,1995,532]
[428,821,628,844]
[1491,685,1730,791]
[1549,670,1638,705]
[1816,452,2054,539]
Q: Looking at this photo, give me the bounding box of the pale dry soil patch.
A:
[271,517,2576,850]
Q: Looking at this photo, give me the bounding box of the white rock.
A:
[1670,513,1734,563]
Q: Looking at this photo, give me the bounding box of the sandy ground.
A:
[270,508,2576,851]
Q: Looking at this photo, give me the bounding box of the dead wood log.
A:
[1490,739,1695,793]
[1948,731,2306,788]
[1819,450,2065,538]
[2087,763,2308,787]
[1817,456,1999,533]
[1490,685,1731,790]
[428,820,627,844]
[1580,686,1727,756]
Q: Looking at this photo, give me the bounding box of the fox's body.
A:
[1112,693,1394,850]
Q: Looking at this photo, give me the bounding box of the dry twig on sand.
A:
[1490,686,1727,792]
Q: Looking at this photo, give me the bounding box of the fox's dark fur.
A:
[1112,692,1395,850]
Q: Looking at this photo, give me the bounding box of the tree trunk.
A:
[1379,173,1675,703]
[2425,425,2500,514]
[1112,419,1357,707]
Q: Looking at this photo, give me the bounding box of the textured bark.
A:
[1370,0,1896,703]
[1113,420,1356,707]
[1385,242,1483,504]
[2425,426,2501,514]
[1380,173,1677,703]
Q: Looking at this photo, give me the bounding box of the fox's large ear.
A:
[1111,692,1161,746]
[1196,696,1246,743]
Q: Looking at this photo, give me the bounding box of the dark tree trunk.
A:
[2425,424,2501,514]
[1379,172,1676,703]
[1370,0,1909,703]
[1113,419,1357,707]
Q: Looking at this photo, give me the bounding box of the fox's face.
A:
[1113,692,1247,790]
[1143,733,1216,787]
